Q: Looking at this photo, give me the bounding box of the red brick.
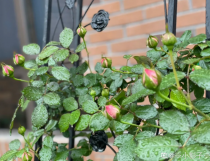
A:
[124,0,162,10]
[126,19,165,37]
[81,45,108,58]
[89,29,123,43]
[177,11,205,28]
[86,2,121,18]
[145,0,189,19]
[196,27,205,35]
[111,38,147,53]
[192,0,205,8]
[109,10,143,26]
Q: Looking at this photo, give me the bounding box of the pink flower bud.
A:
[13,54,25,66]
[147,35,158,48]
[142,68,162,90]
[105,104,120,120]
[77,26,87,38]
[1,64,14,78]
[101,57,112,68]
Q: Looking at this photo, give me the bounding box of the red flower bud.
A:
[142,68,162,90]
[161,32,177,50]
[13,54,25,66]
[101,58,112,68]
[147,35,158,48]
[1,64,14,78]
[77,26,87,38]
[105,104,121,120]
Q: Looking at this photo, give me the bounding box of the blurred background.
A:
[0,0,206,160]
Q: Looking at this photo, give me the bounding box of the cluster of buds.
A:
[77,26,87,38]
[161,32,177,50]
[104,104,121,120]
[13,53,25,66]
[101,57,112,68]
[142,68,162,90]
[147,35,158,49]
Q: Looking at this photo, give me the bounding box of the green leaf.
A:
[133,56,152,67]
[59,28,73,48]
[135,105,158,120]
[180,30,192,42]
[43,136,53,148]
[75,42,85,53]
[23,43,40,55]
[31,104,48,129]
[44,92,60,106]
[36,56,49,66]
[98,96,107,107]
[114,113,134,133]
[54,151,69,161]
[194,84,204,99]
[123,54,132,60]
[135,136,179,161]
[84,73,96,87]
[154,88,169,102]
[89,113,110,132]
[185,113,197,127]
[32,80,44,88]
[77,62,89,74]
[159,110,190,134]
[190,69,210,90]
[201,47,210,57]
[192,122,210,144]
[174,144,210,161]
[39,46,59,60]
[75,115,91,131]
[159,71,186,90]
[78,94,92,106]
[146,49,161,63]
[48,56,56,66]
[198,43,208,50]
[47,82,59,92]
[24,60,38,69]
[59,113,71,132]
[82,100,99,114]
[95,62,104,74]
[36,66,49,75]
[53,49,69,62]
[32,129,45,146]
[72,75,84,87]
[75,87,88,96]
[114,134,133,147]
[193,98,210,113]
[135,131,155,141]
[183,58,200,64]
[9,139,21,150]
[69,110,80,125]
[16,149,25,158]
[63,97,78,111]
[51,66,70,81]
[45,120,58,131]
[0,150,17,161]
[179,132,197,146]
[115,77,123,87]
[188,34,206,44]
[39,145,52,161]
[45,41,60,47]
[69,53,79,63]
[170,89,187,111]
[22,86,43,101]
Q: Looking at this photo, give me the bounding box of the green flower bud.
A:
[161,32,177,50]
[147,35,158,48]
[77,26,87,38]
[102,89,109,97]
[1,64,14,78]
[13,54,25,66]
[18,126,26,136]
[101,58,112,68]
[90,89,96,97]
[142,68,162,90]
[192,65,202,71]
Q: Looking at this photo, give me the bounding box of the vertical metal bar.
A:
[35,1,52,161]
[168,0,178,35]
[68,1,83,160]
[206,0,210,98]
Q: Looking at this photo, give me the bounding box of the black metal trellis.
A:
[206,0,210,100]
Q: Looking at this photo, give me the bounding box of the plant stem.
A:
[120,120,162,129]
[24,67,36,71]
[13,78,29,83]
[169,49,180,89]
[82,38,92,73]
[111,68,133,74]
[24,137,40,159]
[192,106,210,120]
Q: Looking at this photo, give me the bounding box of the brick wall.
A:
[82,0,206,70]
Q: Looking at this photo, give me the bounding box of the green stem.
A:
[24,137,40,159]
[24,67,36,71]
[120,120,162,129]
[169,49,180,89]
[82,38,92,73]
[13,78,29,83]
[157,90,190,109]
[111,68,133,74]
[192,106,210,120]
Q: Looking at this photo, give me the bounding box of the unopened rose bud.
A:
[1,64,14,78]
[102,89,109,97]
[18,126,26,136]
[101,58,112,68]
[77,26,87,38]
[142,68,162,90]
[161,32,177,50]
[105,104,121,120]
[13,54,25,66]
[147,35,158,48]
[192,65,201,71]
[90,89,96,96]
